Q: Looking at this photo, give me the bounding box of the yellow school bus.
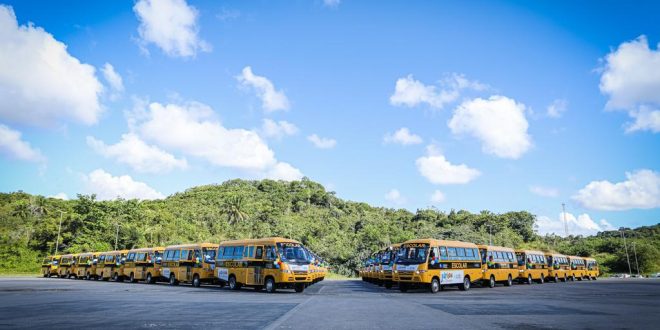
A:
[124,247,165,283]
[215,237,312,293]
[515,250,548,284]
[585,257,599,280]
[544,252,570,282]
[162,243,218,287]
[57,254,77,278]
[478,245,517,288]
[365,251,379,283]
[41,255,60,277]
[378,243,402,289]
[568,255,587,281]
[96,250,129,281]
[393,239,482,293]
[72,252,97,280]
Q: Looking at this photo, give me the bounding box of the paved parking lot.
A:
[0,277,658,329]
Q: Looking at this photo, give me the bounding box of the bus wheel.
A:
[459,276,471,291]
[554,275,559,283]
[430,278,440,293]
[505,275,512,287]
[527,275,533,285]
[488,275,496,288]
[562,275,567,282]
[592,276,597,281]
[399,283,408,293]
[539,275,544,284]
[294,283,305,293]
[229,276,240,290]
[385,282,393,289]
[265,277,276,293]
[129,273,136,283]
[192,275,201,288]
[571,275,575,282]
[86,273,91,281]
[146,273,153,284]
[169,275,177,286]
[578,275,583,281]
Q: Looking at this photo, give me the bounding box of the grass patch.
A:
[325,272,357,280]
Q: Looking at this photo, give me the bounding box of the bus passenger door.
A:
[247,246,264,286]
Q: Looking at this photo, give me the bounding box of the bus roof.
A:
[218,237,302,246]
[128,247,165,253]
[515,249,546,255]
[568,255,585,260]
[99,250,129,255]
[477,244,515,252]
[402,238,478,248]
[543,252,567,257]
[165,243,218,250]
[76,252,96,257]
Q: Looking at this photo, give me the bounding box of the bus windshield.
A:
[277,243,309,264]
[381,251,394,264]
[396,244,429,264]
[203,248,216,263]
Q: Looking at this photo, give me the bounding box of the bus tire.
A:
[229,275,239,290]
[265,277,276,293]
[130,273,136,283]
[86,273,91,281]
[146,273,153,284]
[562,275,567,282]
[571,275,575,281]
[539,275,544,284]
[592,276,597,281]
[527,275,533,285]
[504,275,513,287]
[578,275,583,281]
[554,275,559,283]
[192,274,201,288]
[169,274,177,286]
[459,276,471,291]
[294,283,305,293]
[385,282,393,289]
[430,277,440,293]
[488,275,495,288]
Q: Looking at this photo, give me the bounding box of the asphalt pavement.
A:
[0,277,658,329]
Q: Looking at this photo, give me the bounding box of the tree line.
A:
[0,178,658,275]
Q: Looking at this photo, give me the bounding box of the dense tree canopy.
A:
[0,178,658,275]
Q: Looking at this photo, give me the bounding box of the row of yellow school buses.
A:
[360,238,600,293]
[41,237,327,293]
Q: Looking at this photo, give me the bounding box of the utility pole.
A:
[632,242,640,276]
[54,210,65,255]
[114,223,120,250]
[488,224,493,246]
[562,203,568,237]
[620,227,632,276]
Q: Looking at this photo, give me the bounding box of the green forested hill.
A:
[1,178,658,275]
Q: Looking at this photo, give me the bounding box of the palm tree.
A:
[11,202,31,221]
[221,196,248,224]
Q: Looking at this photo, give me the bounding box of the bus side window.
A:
[247,246,255,258]
[234,246,244,258]
[173,249,180,261]
[255,246,264,260]
[265,246,276,260]
[439,247,447,260]
[480,249,486,263]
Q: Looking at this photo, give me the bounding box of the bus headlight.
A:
[415,270,426,274]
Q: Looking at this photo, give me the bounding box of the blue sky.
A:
[0,0,659,236]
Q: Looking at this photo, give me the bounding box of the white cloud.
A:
[133,0,210,58]
[130,100,302,178]
[572,170,660,211]
[261,119,298,139]
[389,73,487,110]
[448,95,532,159]
[237,66,290,112]
[600,36,660,133]
[529,185,559,198]
[323,0,341,8]
[416,145,480,184]
[0,124,45,162]
[385,189,406,205]
[546,99,567,118]
[536,212,615,237]
[430,190,446,203]
[0,5,103,126]
[87,133,187,173]
[101,63,124,99]
[383,127,423,145]
[48,193,68,200]
[85,169,164,200]
[307,134,336,149]
[262,162,303,181]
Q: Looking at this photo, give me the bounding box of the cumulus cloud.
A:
[529,185,559,198]
[599,36,660,133]
[416,145,480,184]
[261,162,303,181]
[307,134,336,149]
[383,127,423,145]
[237,66,290,112]
[0,5,103,126]
[546,99,567,118]
[133,0,210,58]
[385,189,406,205]
[87,133,188,173]
[85,169,164,200]
[48,193,68,200]
[448,95,532,159]
[572,170,660,211]
[261,119,298,139]
[101,63,124,99]
[536,212,615,237]
[0,124,45,162]
[430,190,446,203]
[130,100,302,180]
[389,73,487,110]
